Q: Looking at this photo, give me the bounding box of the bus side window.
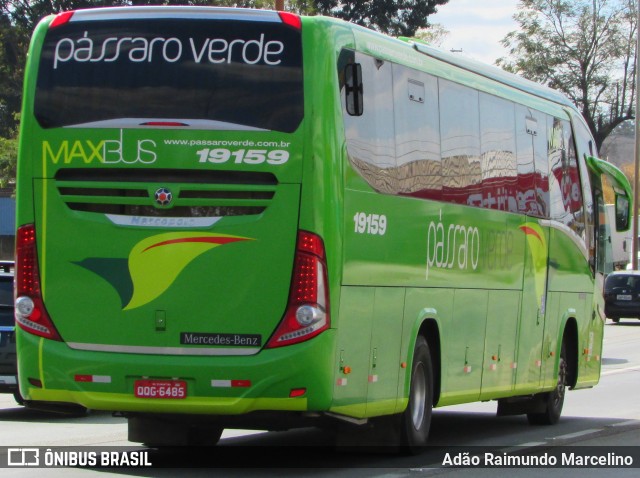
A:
[392,64,441,200]
[572,118,596,270]
[479,92,518,212]
[516,107,549,218]
[548,117,586,243]
[343,54,397,194]
[439,79,481,206]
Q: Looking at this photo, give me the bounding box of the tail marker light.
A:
[278,12,301,30]
[266,231,330,348]
[50,11,74,28]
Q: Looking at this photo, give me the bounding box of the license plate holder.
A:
[134,379,187,399]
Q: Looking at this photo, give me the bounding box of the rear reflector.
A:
[289,388,306,398]
[211,379,251,388]
[75,375,112,384]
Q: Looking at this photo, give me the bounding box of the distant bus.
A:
[15,6,631,451]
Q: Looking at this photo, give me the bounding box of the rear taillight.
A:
[266,231,330,348]
[15,224,62,341]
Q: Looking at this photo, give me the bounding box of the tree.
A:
[498,0,637,151]
[414,23,449,47]
[0,8,27,138]
[315,0,449,37]
[0,136,16,189]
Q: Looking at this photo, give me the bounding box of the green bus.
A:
[15,6,631,450]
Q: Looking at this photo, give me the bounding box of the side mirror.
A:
[615,193,630,232]
[345,63,363,116]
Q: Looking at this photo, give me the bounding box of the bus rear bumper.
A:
[17,330,337,416]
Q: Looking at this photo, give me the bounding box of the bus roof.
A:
[317,13,573,112]
[403,40,573,109]
[47,6,284,23]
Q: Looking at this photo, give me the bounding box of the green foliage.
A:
[413,23,449,47]
[498,0,637,150]
[0,8,27,138]
[0,135,16,188]
[315,0,449,37]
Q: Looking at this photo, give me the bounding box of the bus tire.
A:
[401,335,433,453]
[13,391,25,406]
[527,340,568,425]
[183,426,224,447]
[129,415,223,447]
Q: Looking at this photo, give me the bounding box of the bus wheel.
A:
[129,415,224,447]
[527,341,568,425]
[401,335,433,453]
[183,426,224,447]
[13,391,25,406]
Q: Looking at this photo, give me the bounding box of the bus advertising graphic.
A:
[74,232,251,310]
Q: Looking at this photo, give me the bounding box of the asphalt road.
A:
[1,319,639,477]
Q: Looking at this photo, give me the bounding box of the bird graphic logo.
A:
[75,232,251,310]
[519,222,548,308]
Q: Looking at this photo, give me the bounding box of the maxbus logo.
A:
[42,129,157,165]
[75,232,252,310]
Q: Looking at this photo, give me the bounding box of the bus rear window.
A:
[34,17,303,132]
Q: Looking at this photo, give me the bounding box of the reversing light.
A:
[296,304,324,327]
[15,296,35,317]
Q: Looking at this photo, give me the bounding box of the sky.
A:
[432,0,521,65]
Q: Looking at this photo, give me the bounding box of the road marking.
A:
[516,442,546,447]
[611,419,640,427]
[602,365,640,376]
[550,429,602,440]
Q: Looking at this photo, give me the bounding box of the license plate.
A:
[134,379,187,399]
[617,294,633,301]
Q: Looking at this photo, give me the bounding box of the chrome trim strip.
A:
[106,214,221,228]
[67,342,260,356]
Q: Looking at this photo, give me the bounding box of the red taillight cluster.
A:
[266,231,330,348]
[15,224,62,341]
